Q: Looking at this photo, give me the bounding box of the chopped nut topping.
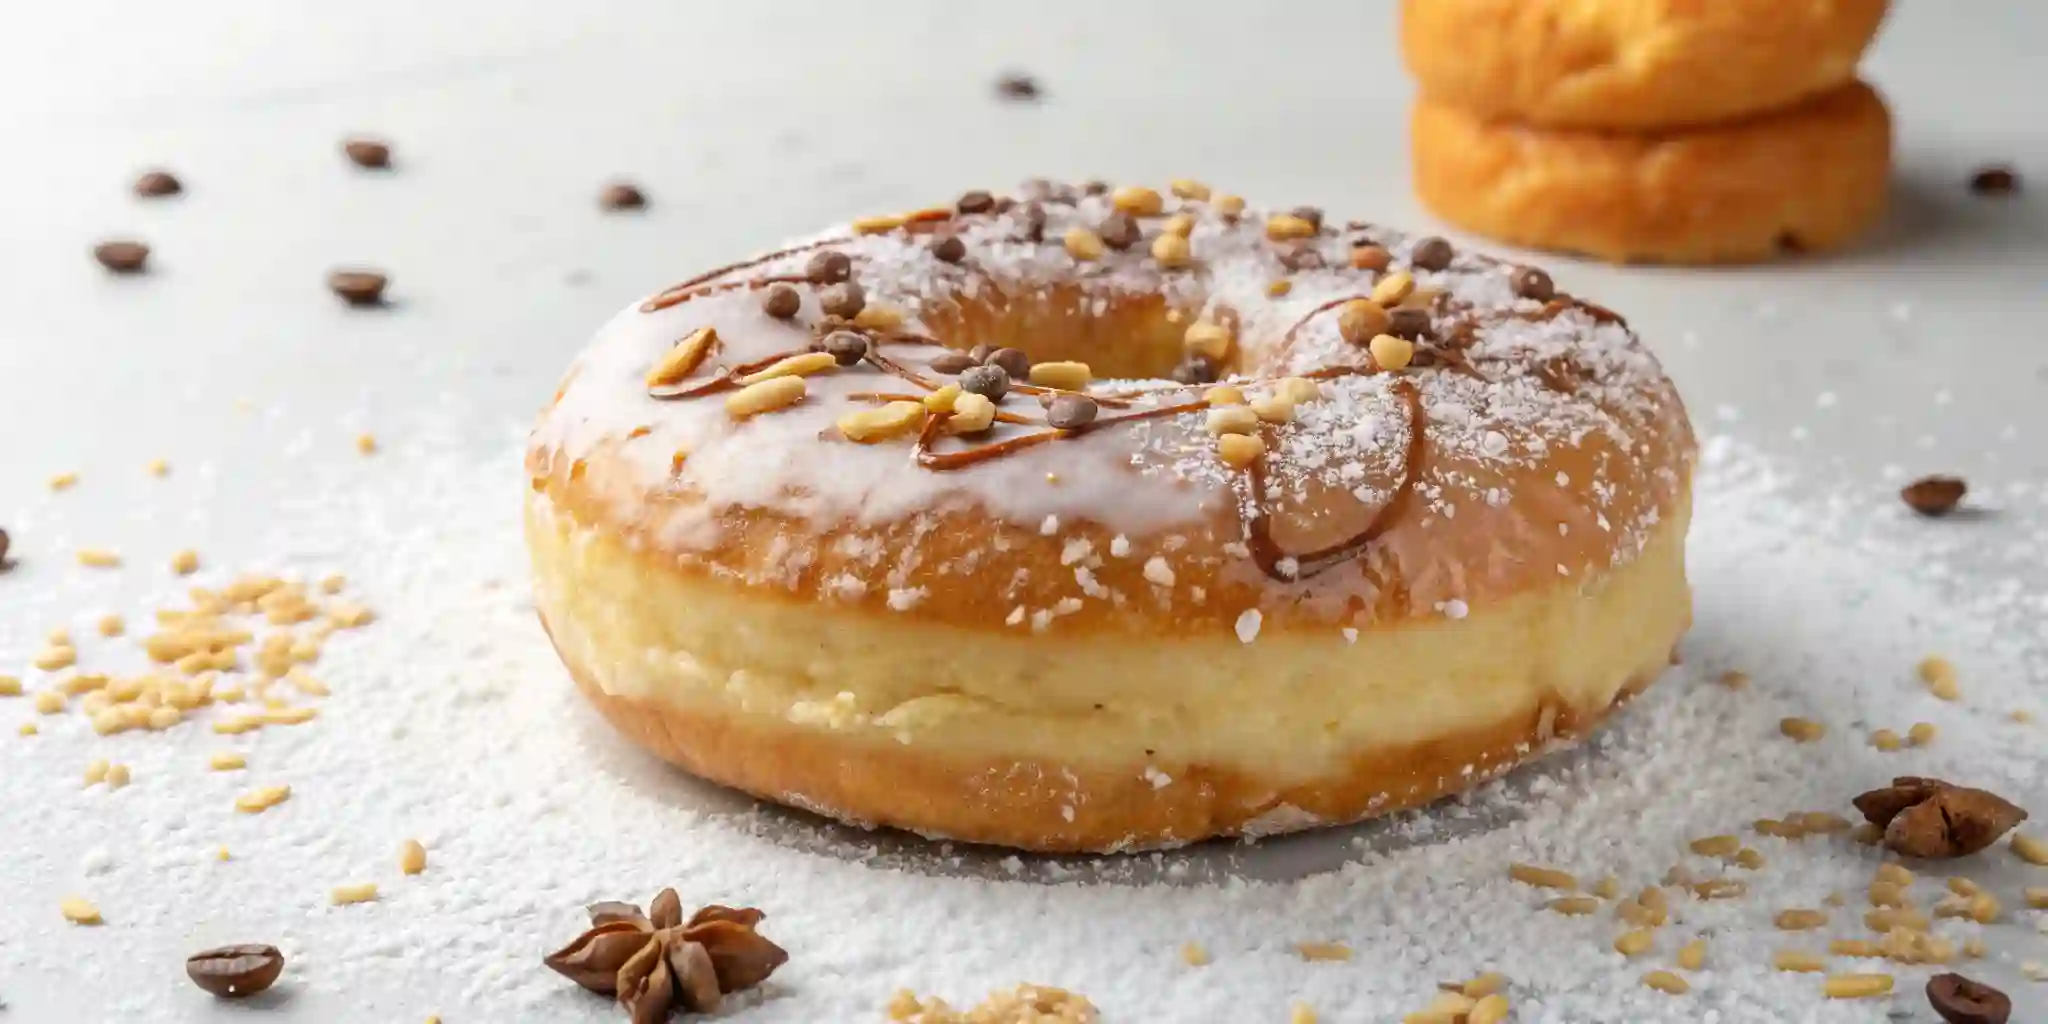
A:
[1179,942,1209,966]
[1337,299,1388,344]
[1215,433,1265,469]
[838,402,927,444]
[400,838,428,875]
[1870,728,1902,751]
[1184,321,1233,360]
[1168,179,1210,201]
[1918,656,1961,700]
[852,213,907,235]
[1110,186,1162,216]
[1821,973,1893,999]
[1547,896,1600,916]
[1614,928,1654,957]
[1370,334,1415,371]
[76,548,122,569]
[1265,214,1317,241]
[1908,721,1939,746]
[725,377,807,420]
[1775,909,1829,931]
[1028,361,1091,392]
[1062,226,1105,261]
[2011,832,2048,865]
[234,785,291,814]
[1371,270,1415,307]
[1676,940,1706,971]
[1150,232,1192,268]
[1212,194,1245,219]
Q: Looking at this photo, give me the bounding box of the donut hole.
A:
[922,283,1228,380]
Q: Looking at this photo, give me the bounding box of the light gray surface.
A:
[1,1,2045,1020]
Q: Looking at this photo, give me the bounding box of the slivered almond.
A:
[645,328,718,388]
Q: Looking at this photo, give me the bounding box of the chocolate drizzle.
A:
[1240,379,1425,582]
[641,241,850,313]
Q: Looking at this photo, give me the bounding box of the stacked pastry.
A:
[1402,0,1892,263]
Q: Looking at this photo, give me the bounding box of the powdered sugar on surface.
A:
[3,410,2045,1022]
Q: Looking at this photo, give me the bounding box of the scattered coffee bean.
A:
[1926,972,2010,1024]
[958,364,1011,402]
[818,281,866,320]
[1046,393,1099,429]
[598,181,646,211]
[1968,166,2019,197]
[342,138,391,170]
[806,250,853,284]
[1385,307,1434,340]
[821,330,871,367]
[133,170,182,198]
[929,234,967,264]
[1020,202,1047,243]
[929,351,980,376]
[1511,266,1555,301]
[1901,475,1966,517]
[1171,354,1220,385]
[986,348,1032,381]
[93,240,149,274]
[1277,245,1324,272]
[1081,180,1110,196]
[1288,206,1324,232]
[0,526,12,571]
[1098,213,1140,251]
[955,190,995,215]
[327,269,389,307]
[1410,236,1454,271]
[186,943,285,999]
[760,283,801,320]
[994,73,1042,102]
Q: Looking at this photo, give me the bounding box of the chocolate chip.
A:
[1081,180,1110,196]
[986,347,1031,381]
[598,182,646,211]
[1410,236,1454,271]
[1511,267,1555,301]
[1927,973,2011,1024]
[929,351,980,376]
[327,269,388,307]
[822,330,871,367]
[1171,355,1220,385]
[956,190,995,215]
[1020,202,1047,243]
[806,251,852,284]
[1046,393,1098,429]
[994,74,1042,102]
[1386,307,1433,340]
[1901,475,1966,517]
[929,234,967,264]
[342,138,391,169]
[186,944,284,999]
[93,240,149,274]
[1098,213,1140,251]
[133,170,182,198]
[1288,206,1324,232]
[1968,166,2019,197]
[760,283,801,320]
[1277,245,1324,271]
[818,281,866,319]
[959,364,1011,401]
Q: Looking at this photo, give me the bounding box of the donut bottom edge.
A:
[532,507,1693,854]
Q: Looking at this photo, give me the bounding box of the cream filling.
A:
[528,493,1691,783]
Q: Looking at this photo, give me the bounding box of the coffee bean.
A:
[805,250,853,284]
[327,269,388,307]
[958,364,1010,401]
[1046,393,1099,429]
[1926,972,2010,1024]
[1277,245,1324,271]
[1081,180,1110,196]
[1385,307,1433,340]
[761,283,801,320]
[1901,475,1966,517]
[1968,166,2019,197]
[133,170,182,198]
[822,330,871,367]
[995,74,1042,101]
[929,234,967,264]
[1288,206,1324,232]
[986,348,1031,381]
[598,182,646,211]
[0,526,12,570]
[1020,202,1047,243]
[1409,236,1454,271]
[929,351,980,376]
[342,138,391,169]
[93,240,149,274]
[818,282,866,320]
[1171,354,1220,385]
[186,944,284,999]
[1511,266,1555,301]
[1098,213,1140,251]
[955,190,995,215]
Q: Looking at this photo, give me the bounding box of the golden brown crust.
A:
[1411,81,1892,264]
[1400,0,1889,129]
[558,631,1667,853]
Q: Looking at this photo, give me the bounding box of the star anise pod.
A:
[1852,777,2029,859]
[544,888,789,1021]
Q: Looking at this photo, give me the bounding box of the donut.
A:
[526,180,1696,853]
[1399,0,1889,130]
[1411,81,1892,265]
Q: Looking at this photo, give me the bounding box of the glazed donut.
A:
[1399,0,1889,130]
[1412,80,1893,265]
[527,180,1696,853]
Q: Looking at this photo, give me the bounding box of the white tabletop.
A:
[2,2,2044,1021]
